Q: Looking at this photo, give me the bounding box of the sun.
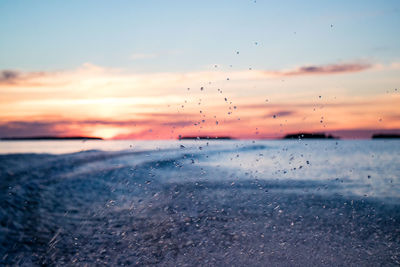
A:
[91,127,126,139]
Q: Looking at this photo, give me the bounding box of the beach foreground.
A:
[0,140,399,265]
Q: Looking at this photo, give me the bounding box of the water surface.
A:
[0,140,399,265]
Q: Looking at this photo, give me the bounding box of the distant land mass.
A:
[179,136,233,140]
[283,133,339,140]
[371,134,400,139]
[0,136,103,141]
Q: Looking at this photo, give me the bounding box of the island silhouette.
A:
[371,134,400,139]
[178,136,233,140]
[283,133,339,139]
[1,136,103,141]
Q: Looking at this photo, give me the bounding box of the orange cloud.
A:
[0,62,399,139]
[0,61,374,88]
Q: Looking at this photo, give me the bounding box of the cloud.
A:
[0,70,20,84]
[161,121,193,127]
[279,63,371,76]
[79,118,194,127]
[389,62,400,70]
[0,61,397,139]
[0,69,49,86]
[239,99,378,110]
[0,61,377,90]
[134,112,196,119]
[0,116,195,138]
[0,121,66,137]
[130,53,157,60]
[264,110,295,118]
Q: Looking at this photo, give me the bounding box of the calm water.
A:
[0,140,399,265]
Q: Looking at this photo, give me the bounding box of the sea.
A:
[0,139,399,266]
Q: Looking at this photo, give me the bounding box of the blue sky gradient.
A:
[1,0,399,72]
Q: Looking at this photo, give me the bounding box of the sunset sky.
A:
[1,0,399,139]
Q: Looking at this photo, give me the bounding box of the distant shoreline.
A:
[2,134,400,141]
[282,133,339,140]
[179,136,233,140]
[0,136,103,141]
[371,134,400,139]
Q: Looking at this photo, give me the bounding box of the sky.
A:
[0,0,400,139]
